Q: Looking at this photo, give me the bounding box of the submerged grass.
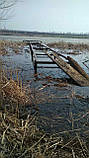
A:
[0,40,25,55]
[0,106,89,158]
[0,41,89,157]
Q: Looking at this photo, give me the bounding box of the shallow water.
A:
[0,36,89,134]
[1,34,89,44]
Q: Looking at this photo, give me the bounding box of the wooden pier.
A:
[24,40,89,87]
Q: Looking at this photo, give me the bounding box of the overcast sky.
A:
[5,0,89,33]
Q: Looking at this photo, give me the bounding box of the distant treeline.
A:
[0,29,89,39]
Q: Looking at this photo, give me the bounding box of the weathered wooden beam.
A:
[33,53,37,74]
[38,66,59,68]
[33,47,49,50]
[34,60,37,74]
[23,40,42,45]
[67,56,89,81]
[36,53,48,55]
[29,44,34,61]
[44,51,89,86]
[36,61,55,64]
[41,43,67,60]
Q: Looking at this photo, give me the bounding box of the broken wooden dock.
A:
[24,40,89,87]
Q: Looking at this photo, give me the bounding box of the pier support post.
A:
[34,60,37,74]
[29,44,33,61]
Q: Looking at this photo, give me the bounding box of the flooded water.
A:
[1,34,89,44]
[0,35,89,135]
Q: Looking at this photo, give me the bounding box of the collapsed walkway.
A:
[24,40,89,87]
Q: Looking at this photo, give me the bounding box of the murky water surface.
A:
[0,35,89,134]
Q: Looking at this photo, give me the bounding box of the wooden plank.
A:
[45,51,89,86]
[33,47,49,50]
[41,43,67,59]
[36,61,55,64]
[36,53,48,55]
[23,40,42,45]
[38,66,58,68]
[67,56,89,81]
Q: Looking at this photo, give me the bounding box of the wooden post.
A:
[33,53,37,74]
[29,43,34,61]
[34,59,37,74]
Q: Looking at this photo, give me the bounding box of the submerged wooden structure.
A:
[24,40,89,86]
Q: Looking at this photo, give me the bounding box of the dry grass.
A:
[0,40,25,55]
[48,41,89,52]
[0,107,89,158]
[2,79,29,104]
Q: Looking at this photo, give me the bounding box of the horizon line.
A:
[0,29,89,35]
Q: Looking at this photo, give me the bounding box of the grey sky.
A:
[6,0,89,33]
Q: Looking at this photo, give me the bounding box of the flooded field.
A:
[0,36,89,157]
[0,36,89,136]
[1,34,89,44]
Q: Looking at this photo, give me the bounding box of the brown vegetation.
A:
[0,40,25,55]
[48,41,89,51]
[0,105,89,158]
[2,79,29,104]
